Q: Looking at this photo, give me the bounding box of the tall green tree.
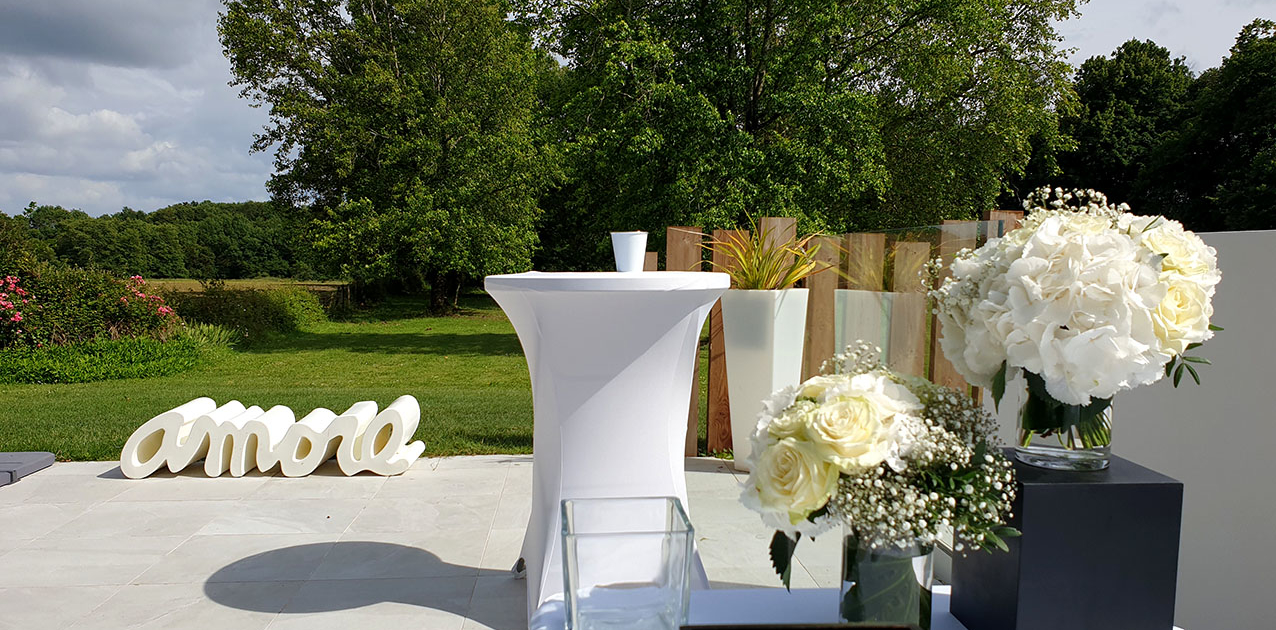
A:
[1056,39,1193,204]
[521,0,1078,270]
[1137,19,1276,231]
[219,0,557,309]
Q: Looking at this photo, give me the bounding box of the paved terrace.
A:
[0,456,844,630]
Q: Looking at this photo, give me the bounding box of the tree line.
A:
[0,201,316,280]
[1010,20,1276,233]
[4,3,1272,310]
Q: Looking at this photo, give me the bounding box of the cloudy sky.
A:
[0,1,1272,217]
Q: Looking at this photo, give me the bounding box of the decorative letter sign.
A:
[120,396,426,478]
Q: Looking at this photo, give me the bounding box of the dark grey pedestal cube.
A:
[951,453,1183,630]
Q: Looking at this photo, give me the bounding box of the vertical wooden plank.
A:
[803,236,840,380]
[838,232,890,358]
[842,233,887,291]
[643,251,659,271]
[707,229,746,454]
[760,217,797,256]
[982,210,1025,237]
[667,226,704,456]
[929,221,979,393]
[888,241,930,378]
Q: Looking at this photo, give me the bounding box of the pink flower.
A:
[134,291,145,298]
[21,299,27,304]
[130,275,145,284]
[14,287,26,296]
[120,297,129,304]
[0,293,7,300]
[157,306,174,316]
[10,313,22,322]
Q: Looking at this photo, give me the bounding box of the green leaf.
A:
[806,503,830,524]
[995,526,1022,539]
[1186,342,1203,350]
[1164,358,1175,377]
[991,361,1008,413]
[1173,364,1184,387]
[1181,356,1210,365]
[984,529,1009,553]
[1185,363,1201,385]
[1209,324,1224,331]
[769,530,799,591]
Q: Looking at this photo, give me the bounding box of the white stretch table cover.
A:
[485,271,731,622]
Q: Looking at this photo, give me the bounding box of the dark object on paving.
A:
[0,451,56,487]
[951,452,1183,630]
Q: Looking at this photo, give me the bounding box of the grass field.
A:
[0,292,711,461]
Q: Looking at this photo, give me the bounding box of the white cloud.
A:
[1058,0,1273,71]
[0,2,271,217]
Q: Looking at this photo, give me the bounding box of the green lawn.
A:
[0,293,712,461]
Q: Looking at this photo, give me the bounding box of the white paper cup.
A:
[611,231,648,273]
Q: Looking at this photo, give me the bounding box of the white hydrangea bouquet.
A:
[930,187,1221,469]
[741,343,1018,596]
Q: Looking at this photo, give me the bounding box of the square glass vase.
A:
[561,496,695,630]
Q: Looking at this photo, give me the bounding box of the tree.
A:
[520,0,1079,270]
[1136,20,1276,231]
[1056,39,1194,204]
[219,0,557,310]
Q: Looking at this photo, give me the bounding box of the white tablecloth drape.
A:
[485,271,731,623]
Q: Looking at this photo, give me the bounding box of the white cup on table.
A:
[610,231,647,272]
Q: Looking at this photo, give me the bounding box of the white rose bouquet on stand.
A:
[740,343,1017,627]
[930,186,1221,470]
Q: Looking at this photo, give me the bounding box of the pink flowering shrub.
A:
[0,266,180,349]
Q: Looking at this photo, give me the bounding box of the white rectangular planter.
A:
[834,289,894,358]
[720,288,808,471]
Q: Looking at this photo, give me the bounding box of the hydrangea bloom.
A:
[932,187,1221,406]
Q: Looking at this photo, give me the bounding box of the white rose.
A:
[1152,279,1213,356]
[801,372,919,472]
[804,393,894,472]
[751,437,840,524]
[796,374,850,402]
[1122,215,1221,295]
[767,400,817,440]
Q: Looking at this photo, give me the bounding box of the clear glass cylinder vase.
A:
[840,529,934,630]
[1014,371,1113,471]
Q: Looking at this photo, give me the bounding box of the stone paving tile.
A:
[27,462,121,477]
[135,533,339,585]
[464,575,527,630]
[194,498,367,536]
[0,503,87,541]
[312,531,487,580]
[2,456,852,629]
[267,577,475,630]
[377,466,509,500]
[110,472,276,502]
[0,474,130,506]
[247,467,387,501]
[0,585,120,630]
[0,536,187,587]
[42,500,230,540]
[67,581,299,630]
[346,495,498,535]
[478,528,525,575]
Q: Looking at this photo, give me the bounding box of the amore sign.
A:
[119,395,426,478]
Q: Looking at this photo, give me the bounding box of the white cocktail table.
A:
[485,271,731,624]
